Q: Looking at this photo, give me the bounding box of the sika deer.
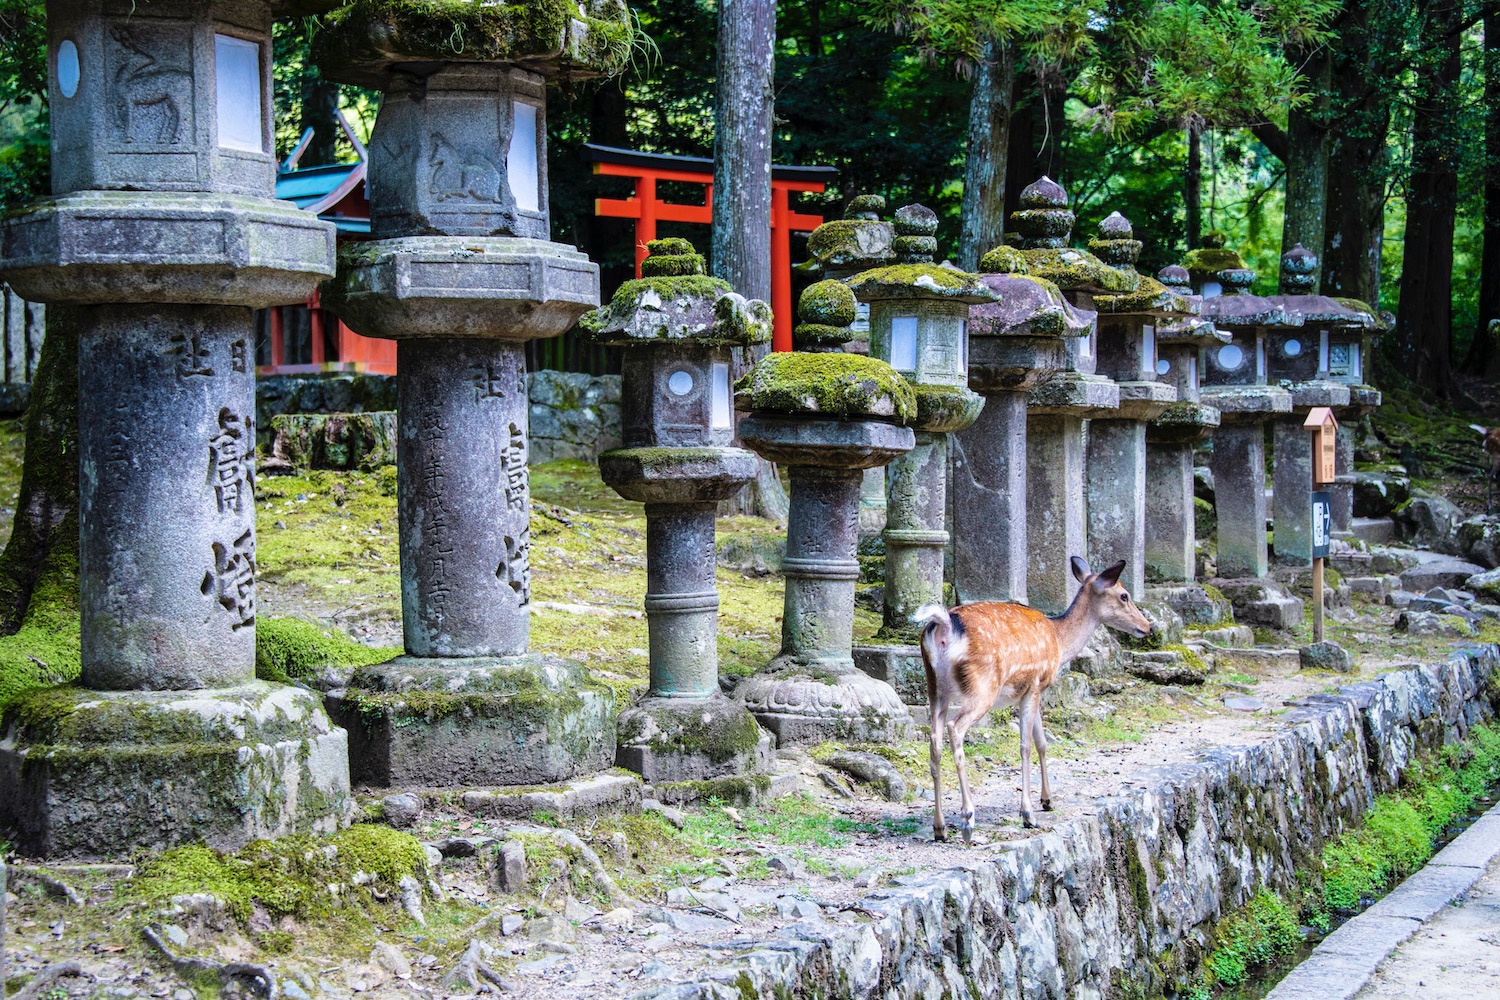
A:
[1469,424,1500,513]
[914,557,1151,843]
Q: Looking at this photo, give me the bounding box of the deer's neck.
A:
[1050,589,1100,664]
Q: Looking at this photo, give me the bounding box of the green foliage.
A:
[0,0,47,207]
[1204,890,1301,986]
[1321,723,1500,913]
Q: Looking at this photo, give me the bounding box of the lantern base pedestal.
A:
[852,642,926,706]
[736,655,912,746]
[0,681,352,859]
[615,693,773,784]
[327,654,616,788]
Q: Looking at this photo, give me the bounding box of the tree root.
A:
[9,864,85,906]
[509,825,639,910]
[142,924,278,999]
[12,962,86,1000]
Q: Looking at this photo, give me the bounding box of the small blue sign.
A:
[1311,491,1333,559]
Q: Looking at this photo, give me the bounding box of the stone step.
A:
[458,773,644,820]
[1349,516,1397,545]
[1400,559,1487,593]
[1346,575,1402,600]
[1211,646,1302,672]
[1194,625,1255,648]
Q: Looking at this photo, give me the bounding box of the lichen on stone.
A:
[736,352,916,423]
[1182,247,1248,274]
[1021,247,1138,293]
[805,219,895,270]
[979,245,1029,275]
[798,280,856,327]
[847,263,994,303]
[908,383,985,432]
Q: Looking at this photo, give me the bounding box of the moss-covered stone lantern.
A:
[848,205,990,636]
[1145,265,1226,585]
[1268,243,1383,541]
[1191,238,1300,623]
[803,195,899,534]
[1087,213,1189,596]
[795,280,860,352]
[315,0,632,790]
[582,238,774,784]
[951,245,1094,611]
[733,353,916,744]
[1009,178,1124,612]
[0,0,351,857]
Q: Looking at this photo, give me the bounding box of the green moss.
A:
[316,0,635,82]
[608,274,731,311]
[807,219,894,268]
[1020,247,1138,292]
[256,616,392,684]
[798,280,856,326]
[847,263,990,300]
[1194,497,1217,539]
[123,824,428,925]
[654,774,773,807]
[1321,722,1500,913]
[736,352,917,423]
[1181,247,1247,274]
[1203,890,1300,987]
[979,245,1029,274]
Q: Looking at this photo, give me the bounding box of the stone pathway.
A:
[1267,801,1500,1000]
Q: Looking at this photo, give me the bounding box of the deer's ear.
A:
[1092,560,1127,591]
[1070,556,1092,583]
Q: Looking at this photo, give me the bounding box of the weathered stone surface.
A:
[1457,515,1500,569]
[1211,424,1271,579]
[1126,651,1207,685]
[1466,566,1500,603]
[1212,577,1306,630]
[1027,412,1087,614]
[1300,640,1355,673]
[615,694,773,783]
[670,647,1500,1000]
[824,751,907,802]
[0,682,351,858]
[1145,584,1234,627]
[853,644,926,706]
[381,792,423,828]
[737,658,913,746]
[1401,559,1487,593]
[1395,611,1476,637]
[952,391,1029,603]
[328,654,615,787]
[460,773,642,821]
[1394,496,1465,552]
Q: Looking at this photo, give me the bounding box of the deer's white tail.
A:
[914,604,968,676]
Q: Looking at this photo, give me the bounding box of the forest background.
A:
[0,0,1497,397]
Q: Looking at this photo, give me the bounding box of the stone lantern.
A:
[1145,265,1226,585]
[1086,213,1187,597]
[583,238,774,784]
[1011,178,1128,612]
[1264,245,1352,565]
[843,205,990,702]
[1191,239,1303,626]
[0,0,351,856]
[1270,245,1384,536]
[315,1,631,788]
[734,354,916,744]
[952,245,1093,606]
[803,195,897,534]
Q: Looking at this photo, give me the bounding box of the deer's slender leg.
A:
[929,708,948,842]
[948,717,977,844]
[1017,696,1038,828]
[1031,693,1053,811]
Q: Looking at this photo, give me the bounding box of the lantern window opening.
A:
[1201,280,1222,299]
[1255,336,1266,380]
[215,33,264,154]
[711,362,732,429]
[1156,357,1170,376]
[57,39,80,99]
[1319,330,1330,373]
[1142,324,1156,375]
[890,316,919,372]
[509,99,542,214]
[1217,343,1243,370]
[667,370,694,396]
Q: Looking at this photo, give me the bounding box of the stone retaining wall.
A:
[649,646,1500,1000]
[257,370,622,467]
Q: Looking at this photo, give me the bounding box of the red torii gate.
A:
[583,144,835,353]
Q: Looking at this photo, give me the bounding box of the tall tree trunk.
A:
[1462,6,1500,376]
[1395,0,1462,396]
[1185,124,1202,248]
[0,306,79,636]
[712,0,774,304]
[957,40,1016,271]
[713,0,787,520]
[1281,50,1331,286]
[1323,2,1391,310]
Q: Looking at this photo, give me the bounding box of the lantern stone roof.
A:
[969,249,1094,338]
[1009,178,1138,294]
[1089,214,1193,316]
[314,0,635,88]
[847,204,995,304]
[582,238,770,347]
[1156,316,1229,347]
[794,280,858,349]
[1266,243,1382,330]
[1181,231,1249,281]
[735,352,916,423]
[804,194,896,273]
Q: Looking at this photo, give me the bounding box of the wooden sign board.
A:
[1304,407,1339,485]
[1311,491,1332,559]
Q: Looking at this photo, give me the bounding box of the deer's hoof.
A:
[933,823,948,843]
[1021,810,1037,829]
[960,821,975,845]
[1041,798,1053,812]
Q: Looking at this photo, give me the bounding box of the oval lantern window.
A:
[1217,343,1244,370]
[1156,358,1171,376]
[58,40,80,98]
[1284,339,1302,357]
[667,370,694,396]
